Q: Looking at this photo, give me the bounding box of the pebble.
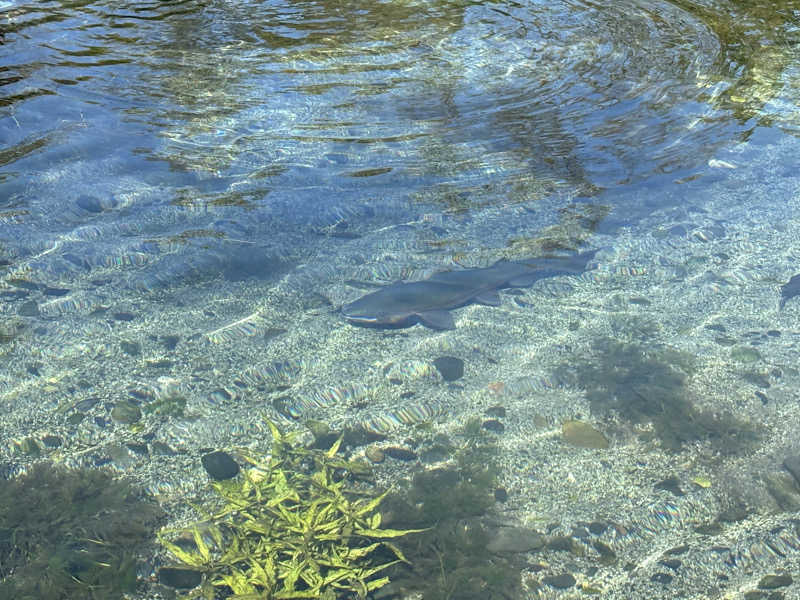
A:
[659,558,681,571]
[654,476,685,497]
[41,435,63,448]
[383,446,417,462]
[783,455,800,485]
[547,536,578,553]
[18,300,40,317]
[561,420,608,449]
[158,566,203,589]
[432,356,464,381]
[162,335,180,350]
[485,405,506,418]
[201,450,240,480]
[588,521,608,535]
[592,540,616,564]
[482,419,505,434]
[486,526,545,553]
[365,446,385,463]
[541,573,576,589]
[120,340,141,356]
[731,346,762,363]
[758,574,793,589]
[111,400,142,424]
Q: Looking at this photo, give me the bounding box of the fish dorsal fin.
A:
[473,291,501,306]
[417,310,456,330]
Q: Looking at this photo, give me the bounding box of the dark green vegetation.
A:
[160,420,420,599]
[0,462,163,600]
[380,417,525,600]
[558,337,759,453]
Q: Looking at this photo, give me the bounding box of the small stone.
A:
[694,522,723,535]
[383,446,417,461]
[76,194,105,213]
[482,419,505,434]
[126,443,149,456]
[731,346,762,363]
[485,405,506,418]
[365,446,385,463]
[588,521,608,535]
[264,327,287,342]
[120,340,141,356]
[783,455,800,486]
[546,536,577,552]
[41,434,63,448]
[150,441,177,455]
[42,286,69,296]
[18,300,40,317]
[433,356,464,381]
[111,400,142,424]
[542,573,576,589]
[592,540,616,563]
[201,450,240,480]
[162,335,180,350]
[654,476,685,497]
[651,572,673,584]
[562,420,608,449]
[665,544,689,555]
[764,473,800,511]
[659,558,681,570]
[487,526,545,553]
[158,566,203,589]
[19,437,41,457]
[758,574,793,589]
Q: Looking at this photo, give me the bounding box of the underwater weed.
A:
[380,418,524,600]
[159,420,420,599]
[559,337,758,453]
[0,461,163,600]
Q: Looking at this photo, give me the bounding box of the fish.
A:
[341,249,598,330]
[780,273,800,309]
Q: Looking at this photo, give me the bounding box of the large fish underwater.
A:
[342,249,599,330]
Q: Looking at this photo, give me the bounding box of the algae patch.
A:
[558,338,758,453]
[0,462,163,600]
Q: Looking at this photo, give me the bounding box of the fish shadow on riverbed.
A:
[341,249,599,330]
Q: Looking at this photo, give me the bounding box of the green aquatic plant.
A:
[0,462,163,600]
[159,420,420,599]
[558,337,759,453]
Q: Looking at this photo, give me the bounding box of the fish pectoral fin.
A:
[417,310,456,330]
[473,291,501,306]
[508,273,544,287]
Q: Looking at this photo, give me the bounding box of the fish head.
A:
[341,293,416,327]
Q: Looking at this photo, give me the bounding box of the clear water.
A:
[2,0,800,598]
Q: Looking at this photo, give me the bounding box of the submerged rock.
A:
[562,420,608,449]
[201,450,240,480]
[433,356,464,381]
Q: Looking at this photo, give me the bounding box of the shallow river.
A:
[2,0,800,598]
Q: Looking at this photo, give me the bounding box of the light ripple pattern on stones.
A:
[243,359,304,387]
[384,359,440,383]
[357,400,443,434]
[38,293,105,317]
[298,382,372,409]
[205,312,268,344]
